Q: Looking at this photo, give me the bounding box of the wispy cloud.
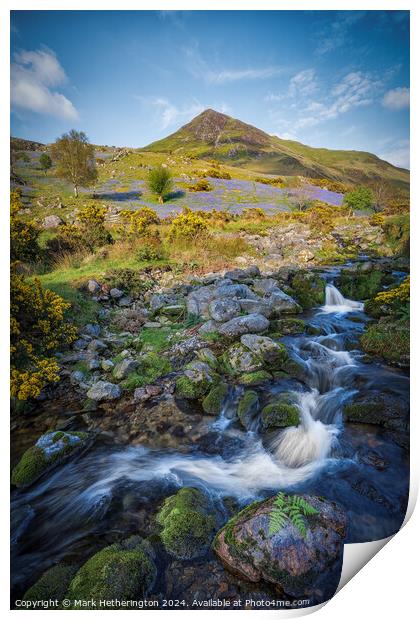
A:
[379,138,410,168]
[184,44,283,84]
[11,48,78,120]
[315,12,365,55]
[382,87,410,110]
[293,71,381,129]
[265,68,317,103]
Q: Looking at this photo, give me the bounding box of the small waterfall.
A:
[322,283,364,313]
[270,390,339,468]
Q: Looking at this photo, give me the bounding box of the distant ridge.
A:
[143,109,409,193]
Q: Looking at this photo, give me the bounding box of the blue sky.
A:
[10,10,410,168]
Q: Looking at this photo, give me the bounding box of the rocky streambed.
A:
[11,259,409,609]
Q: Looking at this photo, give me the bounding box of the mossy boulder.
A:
[237,390,259,430]
[176,361,215,399]
[270,318,306,335]
[238,370,273,386]
[156,487,216,559]
[11,431,89,488]
[261,396,300,429]
[281,358,307,382]
[240,334,289,369]
[212,495,346,600]
[23,564,78,605]
[202,383,229,415]
[343,394,408,432]
[291,272,326,309]
[67,537,156,605]
[220,343,264,376]
[337,268,384,300]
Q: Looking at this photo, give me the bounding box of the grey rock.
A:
[238,298,273,318]
[101,359,115,372]
[198,320,219,335]
[113,358,139,380]
[240,334,286,364]
[70,370,85,385]
[118,296,132,307]
[110,287,124,299]
[218,313,269,338]
[42,214,63,229]
[88,359,100,371]
[87,381,121,401]
[224,343,264,374]
[83,323,101,337]
[150,293,179,312]
[253,278,279,295]
[87,339,107,353]
[73,338,88,351]
[267,290,301,314]
[208,298,241,322]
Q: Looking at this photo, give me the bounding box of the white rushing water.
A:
[321,283,364,313]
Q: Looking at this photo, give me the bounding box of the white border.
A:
[1,1,417,617]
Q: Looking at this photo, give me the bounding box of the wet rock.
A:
[87,381,121,401]
[213,495,346,598]
[208,298,242,322]
[202,383,229,415]
[343,393,409,433]
[238,370,273,386]
[237,390,260,430]
[261,395,300,429]
[11,431,89,487]
[156,487,217,560]
[176,361,215,399]
[133,385,163,402]
[23,565,78,605]
[218,313,269,338]
[270,318,305,335]
[67,536,156,604]
[291,271,326,309]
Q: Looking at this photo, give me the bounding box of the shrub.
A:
[136,241,167,262]
[254,176,284,186]
[188,179,212,192]
[11,266,77,400]
[120,207,160,239]
[360,320,409,366]
[103,268,154,297]
[343,186,374,212]
[168,208,209,241]
[39,153,52,175]
[76,204,113,249]
[242,207,266,220]
[207,168,231,180]
[147,165,173,204]
[11,191,40,263]
[365,276,409,318]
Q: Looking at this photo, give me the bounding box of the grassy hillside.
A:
[143,109,409,193]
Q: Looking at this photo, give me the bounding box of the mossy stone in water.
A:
[270,318,306,336]
[237,390,259,429]
[261,399,300,429]
[11,431,88,488]
[23,564,78,605]
[67,537,156,605]
[291,272,326,309]
[238,370,272,386]
[156,487,216,560]
[202,383,229,415]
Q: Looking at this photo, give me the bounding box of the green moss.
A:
[176,375,211,399]
[202,383,229,415]
[156,487,215,559]
[24,565,78,605]
[281,359,307,382]
[360,319,409,366]
[121,352,172,389]
[238,370,272,386]
[343,403,383,423]
[291,272,326,309]
[261,400,300,429]
[270,318,305,335]
[213,499,264,557]
[11,431,88,487]
[237,390,259,428]
[338,269,383,300]
[67,537,155,605]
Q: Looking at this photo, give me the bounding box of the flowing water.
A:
[11,274,409,596]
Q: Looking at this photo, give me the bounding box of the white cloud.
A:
[184,44,282,84]
[315,12,365,55]
[382,87,410,110]
[294,71,380,129]
[288,69,318,97]
[11,48,78,120]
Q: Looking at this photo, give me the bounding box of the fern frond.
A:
[268,492,318,538]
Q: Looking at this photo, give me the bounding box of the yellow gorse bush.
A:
[11,264,77,400]
[120,207,160,237]
[373,276,410,306]
[11,190,40,263]
[168,208,209,241]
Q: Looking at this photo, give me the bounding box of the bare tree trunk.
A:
[74,185,79,198]
[158,195,164,204]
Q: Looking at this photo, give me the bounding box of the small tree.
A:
[39,153,52,175]
[343,186,374,213]
[370,179,393,212]
[148,165,173,204]
[51,130,97,198]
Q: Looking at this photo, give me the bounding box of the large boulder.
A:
[87,381,121,401]
[67,537,156,605]
[261,395,300,429]
[218,313,269,338]
[221,343,264,375]
[208,298,241,322]
[176,361,215,399]
[42,214,63,229]
[112,358,139,380]
[240,334,288,367]
[213,495,346,598]
[11,431,89,488]
[267,290,301,315]
[157,487,216,559]
[237,390,260,430]
[23,565,78,605]
[187,283,257,317]
[291,272,326,309]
